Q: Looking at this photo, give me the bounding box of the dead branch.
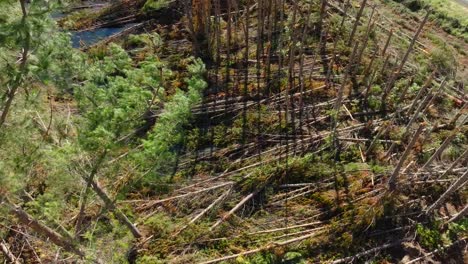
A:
[248,222,323,235]
[447,204,468,223]
[90,180,143,238]
[331,239,411,264]
[6,201,85,258]
[173,189,231,236]
[425,170,468,214]
[404,237,467,264]
[421,128,459,171]
[210,191,257,230]
[388,123,426,191]
[139,181,234,211]
[0,240,21,264]
[200,228,325,264]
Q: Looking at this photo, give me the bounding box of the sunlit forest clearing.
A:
[0,0,467,263]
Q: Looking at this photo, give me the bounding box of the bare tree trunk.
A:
[6,202,85,258]
[425,170,468,214]
[173,190,230,236]
[241,0,251,145]
[448,103,467,127]
[210,191,257,230]
[332,41,360,158]
[447,203,468,223]
[388,123,425,191]
[75,152,107,237]
[331,239,410,264]
[200,227,325,264]
[347,0,368,46]
[0,240,21,264]
[386,81,443,157]
[421,128,458,170]
[318,0,328,74]
[436,149,468,180]
[90,180,143,238]
[406,73,434,115]
[381,29,393,56]
[382,12,430,105]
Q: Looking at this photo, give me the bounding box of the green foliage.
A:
[390,0,468,40]
[283,252,306,263]
[236,252,278,264]
[448,218,468,239]
[126,33,162,51]
[76,44,161,151]
[416,223,442,250]
[144,213,175,238]
[142,0,170,13]
[429,45,457,78]
[138,57,207,176]
[137,256,165,264]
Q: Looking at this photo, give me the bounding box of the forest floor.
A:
[1,0,467,263]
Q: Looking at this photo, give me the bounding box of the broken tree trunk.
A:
[447,204,468,223]
[421,128,459,171]
[406,73,434,115]
[210,191,257,230]
[139,181,234,210]
[200,228,326,264]
[7,202,85,258]
[425,170,468,214]
[76,152,107,237]
[0,240,21,264]
[382,11,430,105]
[90,180,143,238]
[173,189,230,236]
[347,0,368,46]
[331,239,411,264]
[436,149,468,180]
[448,103,467,127]
[405,237,467,264]
[388,123,426,191]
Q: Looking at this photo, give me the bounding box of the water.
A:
[50,12,66,19]
[71,24,137,48]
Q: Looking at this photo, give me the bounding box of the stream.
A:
[52,1,135,48]
[70,24,137,48]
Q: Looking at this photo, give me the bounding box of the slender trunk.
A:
[425,170,468,214]
[241,0,250,145]
[0,240,21,264]
[388,123,425,191]
[7,202,85,258]
[173,190,230,236]
[318,0,328,74]
[421,129,458,170]
[448,103,467,127]
[90,180,143,238]
[436,149,468,180]
[210,191,257,230]
[381,29,393,57]
[75,152,107,237]
[382,12,429,104]
[407,73,434,115]
[447,204,468,223]
[347,0,368,46]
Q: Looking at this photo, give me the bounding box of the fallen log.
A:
[173,189,231,236]
[210,191,257,230]
[200,229,326,264]
[139,182,234,211]
[0,240,21,264]
[331,239,411,264]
